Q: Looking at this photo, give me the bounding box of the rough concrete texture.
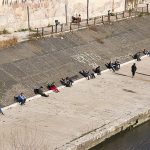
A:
[0,0,125,31]
[0,56,150,150]
[0,15,150,107]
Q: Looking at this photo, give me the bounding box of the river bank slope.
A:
[0,15,150,106]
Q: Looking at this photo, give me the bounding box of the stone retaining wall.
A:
[56,105,150,150]
[0,0,126,31]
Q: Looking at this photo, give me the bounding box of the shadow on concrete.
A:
[123,89,136,93]
[115,73,131,78]
[136,72,150,77]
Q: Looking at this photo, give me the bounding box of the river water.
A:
[90,121,150,150]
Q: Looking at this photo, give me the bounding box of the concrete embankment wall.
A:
[58,110,150,150]
[0,0,126,31]
[0,15,150,107]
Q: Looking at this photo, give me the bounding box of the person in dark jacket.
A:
[131,63,137,78]
[60,77,73,87]
[79,70,90,80]
[34,86,49,97]
[133,52,141,61]
[106,61,115,72]
[95,66,101,75]
[143,49,150,56]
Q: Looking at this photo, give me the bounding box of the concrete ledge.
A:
[56,109,150,150]
[2,55,147,111]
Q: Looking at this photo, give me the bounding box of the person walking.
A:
[131,63,137,78]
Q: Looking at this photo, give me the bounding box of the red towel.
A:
[50,85,59,93]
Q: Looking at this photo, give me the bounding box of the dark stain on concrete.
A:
[123,89,136,93]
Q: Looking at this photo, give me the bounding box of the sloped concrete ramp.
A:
[0,16,150,106]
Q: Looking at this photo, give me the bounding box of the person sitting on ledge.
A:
[89,71,96,79]
[14,93,26,105]
[60,77,73,87]
[105,61,115,72]
[66,77,74,86]
[143,49,148,55]
[34,86,49,97]
[79,70,95,80]
[60,78,68,86]
[79,70,90,80]
[61,78,67,86]
[114,59,120,70]
[94,66,101,75]
[143,49,150,56]
[133,52,141,61]
[47,82,59,93]
[79,70,88,77]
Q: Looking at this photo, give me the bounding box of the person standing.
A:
[131,63,137,78]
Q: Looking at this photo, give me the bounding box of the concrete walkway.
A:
[0,57,150,150]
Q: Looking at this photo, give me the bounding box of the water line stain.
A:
[90,121,150,150]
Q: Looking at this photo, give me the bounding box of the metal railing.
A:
[29,5,149,38]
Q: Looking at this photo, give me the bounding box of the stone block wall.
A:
[0,0,126,32]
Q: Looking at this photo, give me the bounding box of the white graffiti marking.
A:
[112,53,133,62]
[71,52,101,68]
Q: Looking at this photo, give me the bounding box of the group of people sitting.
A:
[105,59,120,72]
[79,70,96,80]
[72,14,81,23]
[13,66,102,106]
[13,48,149,107]
[14,78,74,106]
[132,49,150,61]
[60,77,74,87]
[14,86,49,106]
